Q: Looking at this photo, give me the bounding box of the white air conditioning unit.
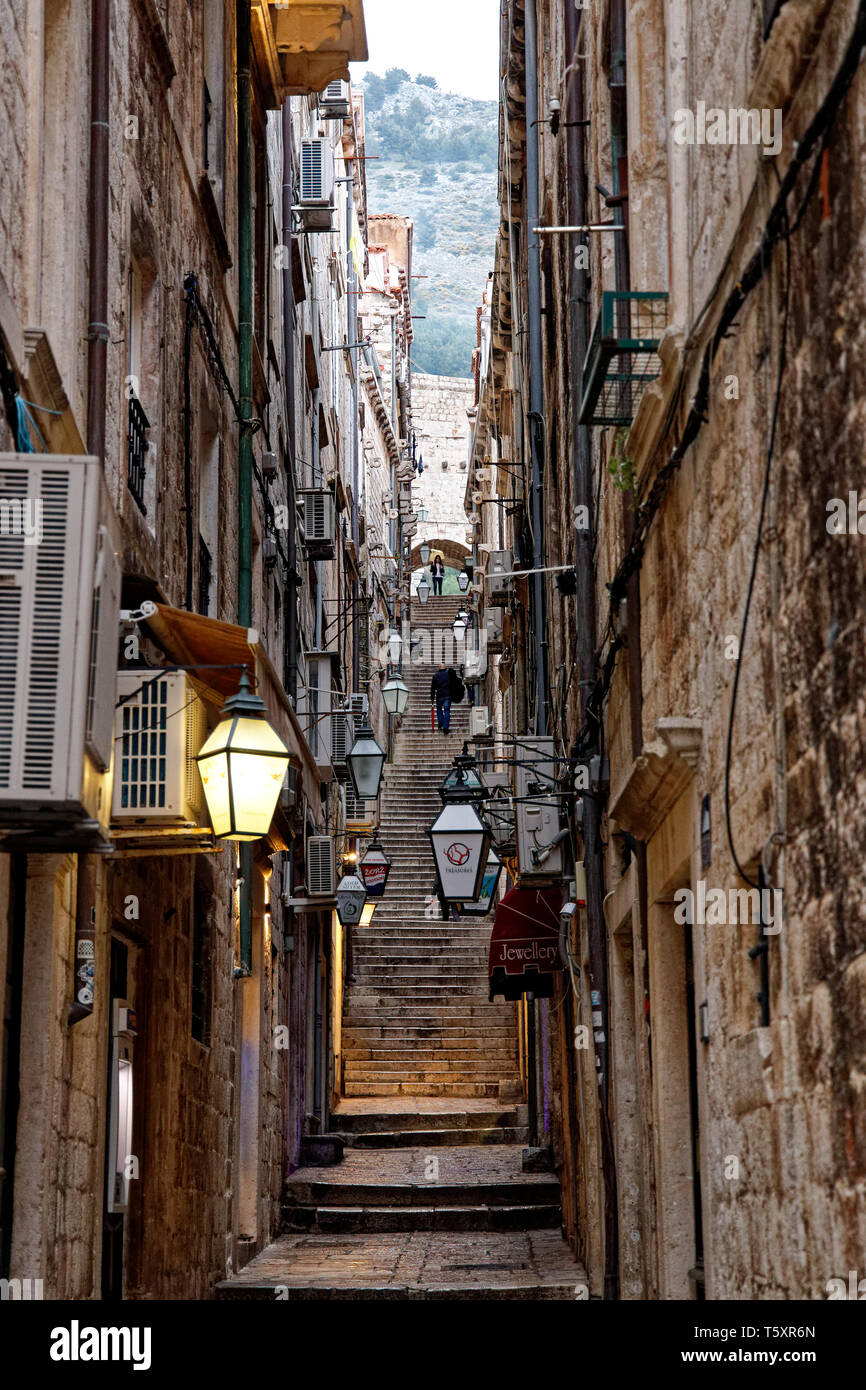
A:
[344,782,375,831]
[307,835,337,896]
[464,648,488,681]
[112,672,207,823]
[305,651,336,769]
[0,452,121,847]
[298,139,335,230]
[488,549,513,605]
[319,80,350,119]
[347,692,369,720]
[331,709,354,775]
[469,706,491,740]
[299,489,336,558]
[486,608,505,652]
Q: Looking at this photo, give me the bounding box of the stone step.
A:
[284,1177,558,1213]
[344,1081,505,1098]
[344,1066,519,1080]
[344,1127,529,1148]
[343,1050,518,1065]
[282,1203,559,1234]
[332,1106,527,1133]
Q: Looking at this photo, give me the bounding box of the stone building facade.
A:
[469,0,866,1300]
[410,372,474,580]
[0,0,421,1301]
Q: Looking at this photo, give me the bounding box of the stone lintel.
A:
[610,718,703,841]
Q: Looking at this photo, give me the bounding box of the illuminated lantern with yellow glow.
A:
[196,670,291,840]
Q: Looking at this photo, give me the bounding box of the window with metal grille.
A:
[127,395,149,515]
[191,881,212,1046]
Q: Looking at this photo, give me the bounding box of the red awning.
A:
[488,886,564,1001]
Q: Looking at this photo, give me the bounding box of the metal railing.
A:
[127,395,150,514]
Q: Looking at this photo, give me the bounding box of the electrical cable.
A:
[724,167,791,890]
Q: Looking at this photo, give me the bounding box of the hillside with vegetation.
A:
[361,70,498,378]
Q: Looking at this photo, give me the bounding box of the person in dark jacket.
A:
[431,554,445,595]
[430,662,454,733]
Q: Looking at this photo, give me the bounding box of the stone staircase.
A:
[341,598,522,1100]
[214,551,583,1298]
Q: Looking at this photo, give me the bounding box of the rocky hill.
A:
[360,71,498,378]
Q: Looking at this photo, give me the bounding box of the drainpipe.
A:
[609,0,641,759]
[87,0,109,463]
[524,0,549,737]
[71,0,111,1030]
[236,0,254,973]
[565,0,619,1301]
[390,314,397,559]
[282,101,299,705]
[346,162,360,690]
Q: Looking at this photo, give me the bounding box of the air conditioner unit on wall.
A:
[344,781,375,831]
[464,648,487,682]
[485,608,504,652]
[0,452,121,847]
[469,706,491,740]
[347,692,368,719]
[319,81,351,120]
[299,489,336,558]
[298,139,335,230]
[112,672,207,824]
[487,550,513,605]
[307,835,337,896]
[331,709,354,776]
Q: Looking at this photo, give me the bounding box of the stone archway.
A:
[410,537,470,571]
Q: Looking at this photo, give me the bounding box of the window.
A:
[191,881,212,1046]
[202,2,226,212]
[126,258,149,514]
[198,395,220,615]
[125,252,158,520]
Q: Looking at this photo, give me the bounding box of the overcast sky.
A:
[351,0,500,101]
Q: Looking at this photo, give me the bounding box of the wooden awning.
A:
[143,604,326,815]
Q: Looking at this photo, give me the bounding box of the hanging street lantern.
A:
[417,574,431,604]
[419,540,431,566]
[382,675,410,717]
[417,503,429,522]
[359,839,392,897]
[439,751,487,805]
[428,800,492,903]
[387,629,402,666]
[460,848,504,916]
[347,722,386,800]
[453,607,470,639]
[336,871,367,925]
[196,669,291,841]
[457,569,470,593]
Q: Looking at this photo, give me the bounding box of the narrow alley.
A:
[217,597,583,1298]
[1,0,864,1356]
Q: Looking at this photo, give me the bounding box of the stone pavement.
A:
[215,1229,584,1299]
[216,1123,586,1299]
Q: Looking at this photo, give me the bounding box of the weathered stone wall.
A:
[411,372,473,570]
[485,0,866,1302]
